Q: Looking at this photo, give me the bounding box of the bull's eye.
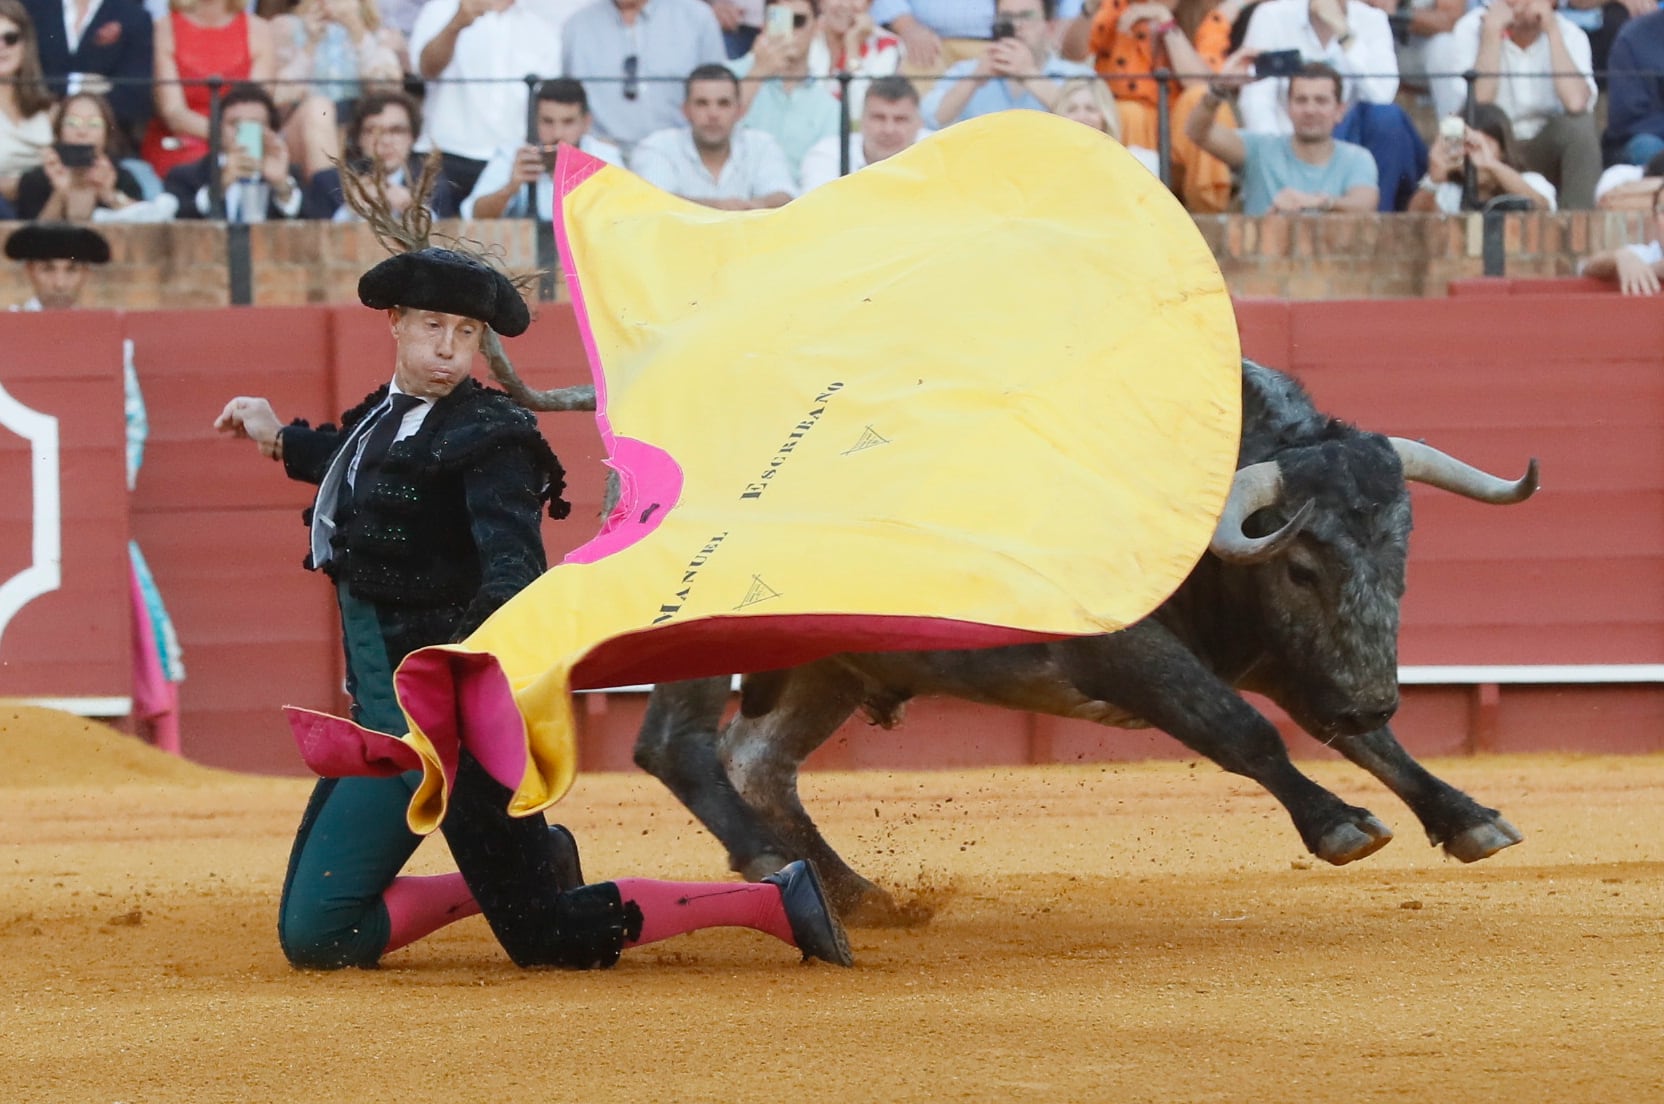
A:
[1287,562,1320,588]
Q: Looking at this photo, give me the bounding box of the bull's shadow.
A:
[633,360,1539,926]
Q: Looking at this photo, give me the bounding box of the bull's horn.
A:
[1209,461,1314,564]
[1389,438,1540,504]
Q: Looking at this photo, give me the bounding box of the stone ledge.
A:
[0,212,1647,310]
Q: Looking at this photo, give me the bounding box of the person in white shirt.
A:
[1580,177,1664,294]
[1236,0,1400,135]
[1451,0,1600,208]
[628,63,796,207]
[463,77,624,218]
[409,0,570,197]
[798,73,922,190]
[1407,103,1557,212]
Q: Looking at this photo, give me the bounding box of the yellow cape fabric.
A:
[383,111,1242,831]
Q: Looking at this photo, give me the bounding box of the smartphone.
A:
[992,18,1016,39]
[1438,115,1466,149]
[765,5,794,37]
[1253,49,1303,79]
[234,118,264,163]
[53,142,96,169]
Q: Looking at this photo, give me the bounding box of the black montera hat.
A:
[4,222,111,265]
[358,247,531,337]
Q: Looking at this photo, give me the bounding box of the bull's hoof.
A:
[1314,815,1394,865]
[737,852,791,883]
[1441,818,1524,863]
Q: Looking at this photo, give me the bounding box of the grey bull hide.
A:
[631,360,1540,924]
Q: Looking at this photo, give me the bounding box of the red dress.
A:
[140,10,254,179]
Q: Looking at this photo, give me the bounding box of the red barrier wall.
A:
[2,293,1659,773]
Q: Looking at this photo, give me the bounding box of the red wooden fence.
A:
[2,290,1659,774]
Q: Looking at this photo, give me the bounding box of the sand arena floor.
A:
[2,705,1661,1103]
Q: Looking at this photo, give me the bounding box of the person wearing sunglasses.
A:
[0,0,56,207]
[560,0,727,152]
[727,0,840,176]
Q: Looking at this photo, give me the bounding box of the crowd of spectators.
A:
[2,0,1664,230]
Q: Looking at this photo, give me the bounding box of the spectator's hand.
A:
[260,128,292,189]
[509,145,543,186]
[1118,2,1171,33]
[844,9,876,50]
[222,143,261,190]
[1309,0,1350,37]
[987,37,1037,77]
[894,18,941,68]
[1271,187,1324,211]
[383,181,413,214]
[1426,134,1459,182]
[711,0,744,31]
[86,152,121,204]
[1521,0,1555,25]
[300,0,328,41]
[214,396,285,458]
[453,0,502,31]
[1210,46,1260,91]
[751,20,792,75]
[1615,249,1661,296]
[41,146,73,194]
[1480,0,1513,37]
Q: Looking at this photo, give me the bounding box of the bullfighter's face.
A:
[389,308,483,399]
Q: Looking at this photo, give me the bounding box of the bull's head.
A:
[1207,433,1538,739]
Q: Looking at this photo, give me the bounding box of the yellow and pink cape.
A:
[288,112,1243,833]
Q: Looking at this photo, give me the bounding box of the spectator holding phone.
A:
[462,77,620,219]
[808,0,902,121]
[1408,103,1556,212]
[1188,54,1379,213]
[142,0,277,180]
[270,0,410,182]
[1234,0,1399,134]
[1060,0,1240,212]
[16,92,149,219]
[304,90,456,219]
[162,81,302,220]
[919,0,1093,129]
[0,0,56,206]
[729,0,841,175]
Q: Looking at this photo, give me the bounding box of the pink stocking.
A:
[613,879,794,949]
[382,873,481,954]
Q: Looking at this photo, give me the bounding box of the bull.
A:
[631,360,1539,923]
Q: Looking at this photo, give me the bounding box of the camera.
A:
[1253,49,1303,79]
[53,142,95,169]
[992,18,1016,39]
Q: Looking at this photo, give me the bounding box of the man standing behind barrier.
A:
[919,0,1093,129]
[213,247,852,971]
[462,77,622,219]
[561,0,727,152]
[410,0,567,198]
[1189,56,1379,213]
[630,63,796,207]
[798,72,922,189]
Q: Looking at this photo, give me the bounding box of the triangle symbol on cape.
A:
[843,425,890,455]
[735,575,783,610]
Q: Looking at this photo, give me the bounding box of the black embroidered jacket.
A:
[281,379,570,652]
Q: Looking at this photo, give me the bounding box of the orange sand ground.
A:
[2,704,1661,1102]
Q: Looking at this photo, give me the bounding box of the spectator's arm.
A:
[1543,14,1592,114]
[108,8,155,139]
[1186,86,1246,167]
[1410,0,1463,37]
[247,14,276,85]
[1469,2,1509,107]
[417,0,474,81]
[1059,0,1103,61]
[152,14,209,140]
[1581,245,1664,294]
[463,147,528,219]
[925,60,991,129]
[1331,183,1378,211]
[1597,178,1664,211]
[1405,182,1441,212]
[270,15,313,107]
[1234,9,1281,133]
[1330,143,1380,211]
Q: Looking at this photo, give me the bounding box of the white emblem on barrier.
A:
[0,379,61,652]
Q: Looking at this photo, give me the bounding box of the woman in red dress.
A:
[142,0,275,180]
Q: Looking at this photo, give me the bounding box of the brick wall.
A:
[0,211,1652,309]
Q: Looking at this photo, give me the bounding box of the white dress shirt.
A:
[1450,7,1596,142]
[1237,0,1400,136]
[461,133,624,219]
[628,126,798,201]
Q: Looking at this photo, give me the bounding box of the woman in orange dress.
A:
[141,0,276,180]
[1063,0,1248,213]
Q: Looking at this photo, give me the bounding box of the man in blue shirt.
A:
[1604,9,1664,167]
[1188,58,1379,215]
[919,0,1094,129]
[871,0,1084,71]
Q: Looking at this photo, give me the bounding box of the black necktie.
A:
[352,393,422,509]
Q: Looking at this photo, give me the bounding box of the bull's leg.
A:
[632,678,792,877]
[1324,725,1523,861]
[719,662,910,924]
[1052,630,1395,864]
